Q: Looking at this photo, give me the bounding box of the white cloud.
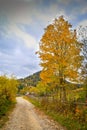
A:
[5,23,38,50]
[77,20,87,27]
[0,0,87,78]
[0,45,40,78]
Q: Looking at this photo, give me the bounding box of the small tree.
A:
[37,16,82,101]
[78,26,87,99]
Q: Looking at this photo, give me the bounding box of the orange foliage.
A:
[37,15,82,90]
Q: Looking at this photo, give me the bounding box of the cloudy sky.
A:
[0,0,87,78]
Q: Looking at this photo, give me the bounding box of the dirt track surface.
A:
[1,97,66,130]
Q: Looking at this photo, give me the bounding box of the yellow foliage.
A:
[37,16,82,86]
[0,75,18,102]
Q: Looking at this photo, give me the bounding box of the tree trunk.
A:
[62,86,67,102]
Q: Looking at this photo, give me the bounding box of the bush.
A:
[0,75,18,118]
[0,95,10,117]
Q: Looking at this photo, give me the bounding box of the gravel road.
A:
[1,97,66,130]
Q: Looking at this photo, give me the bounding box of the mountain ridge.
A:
[19,71,41,87]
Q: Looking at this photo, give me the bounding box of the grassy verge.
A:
[0,102,16,128]
[24,96,41,107]
[24,96,87,130]
[46,111,86,130]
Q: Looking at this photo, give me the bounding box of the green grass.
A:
[23,96,41,107]
[24,96,87,130]
[0,102,16,128]
[46,111,87,130]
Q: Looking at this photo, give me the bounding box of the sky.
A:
[0,0,87,78]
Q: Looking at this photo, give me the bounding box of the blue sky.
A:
[0,0,87,78]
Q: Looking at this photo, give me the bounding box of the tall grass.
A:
[24,94,87,130]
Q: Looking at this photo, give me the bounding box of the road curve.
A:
[1,97,66,130]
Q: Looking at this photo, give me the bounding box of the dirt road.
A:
[1,97,66,130]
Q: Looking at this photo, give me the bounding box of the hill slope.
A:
[19,71,82,89]
[19,71,41,87]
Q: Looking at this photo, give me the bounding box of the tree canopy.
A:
[37,16,83,100]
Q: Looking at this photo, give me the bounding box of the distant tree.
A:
[78,26,87,99]
[37,16,82,101]
[19,71,41,87]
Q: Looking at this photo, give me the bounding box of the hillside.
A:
[19,70,82,88]
[19,71,41,87]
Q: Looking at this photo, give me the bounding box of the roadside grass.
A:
[46,111,87,130]
[23,96,41,107]
[0,102,16,128]
[24,96,87,130]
